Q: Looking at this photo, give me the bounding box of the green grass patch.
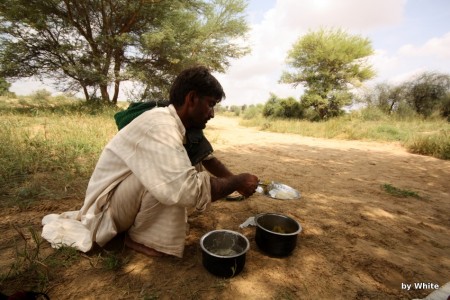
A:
[381,184,421,199]
[45,245,80,269]
[0,96,121,206]
[99,251,128,271]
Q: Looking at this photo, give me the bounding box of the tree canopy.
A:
[281,28,375,119]
[363,72,450,119]
[0,0,249,104]
[262,93,304,119]
[404,72,450,118]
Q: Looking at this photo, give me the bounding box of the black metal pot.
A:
[255,213,302,257]
[200,230,250,278]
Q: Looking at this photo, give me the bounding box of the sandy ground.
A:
[1,115,449,299]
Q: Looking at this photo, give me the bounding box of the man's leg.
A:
[107,174,164,256]
[108,173,144,233]
[108,173,186,258]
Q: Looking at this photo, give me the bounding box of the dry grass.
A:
[237,110,450,160]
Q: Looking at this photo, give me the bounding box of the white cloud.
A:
[275,0,405,30]
[219,0,408,106]
[390,68,427,84]
[398,32,450,59]
[370,31,450,85]
[367,49,400,82]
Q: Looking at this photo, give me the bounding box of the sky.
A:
[9,0,450,106]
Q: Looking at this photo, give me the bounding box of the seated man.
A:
[42,66,259,258]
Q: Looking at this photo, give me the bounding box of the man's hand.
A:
[236,173,259,198]
[210,173,259,201]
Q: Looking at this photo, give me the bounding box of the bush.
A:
[362,72,450,119]
[242,104,263,120]
[31,89,52,102]
[229,105,241,116]
[404,72,450,118]
[405,130,450,160]
[262,94,304,119]
[354,106,387,121]
[393,102,419,120]
[439,94,450,121]
[0,77,11,96]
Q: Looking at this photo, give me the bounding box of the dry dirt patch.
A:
[1,115,449,299]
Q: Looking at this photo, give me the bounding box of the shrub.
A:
[262,94,304,119]
[31,89,52,102]
[242,104,263,120]
[405,130,450,160]
[393,102,419,120]
[356,106,387,121]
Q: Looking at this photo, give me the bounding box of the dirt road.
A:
[202,116,450,299]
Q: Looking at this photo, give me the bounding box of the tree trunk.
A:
[389,100,396,114]
[111,50,123,105]
[82,85,90,102]
[112,81,120,104]
[100,85,110,103]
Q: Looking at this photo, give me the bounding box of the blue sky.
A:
[10,0,450,106]
[213,0,450,106]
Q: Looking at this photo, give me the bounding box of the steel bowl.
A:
[200,230,250,278]
[254,213,302,257]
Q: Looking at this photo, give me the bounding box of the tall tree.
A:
[128,0,249,101]
[0,0,249,104]
[281,28,375,119]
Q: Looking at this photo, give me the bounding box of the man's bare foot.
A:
[124,235,165,257]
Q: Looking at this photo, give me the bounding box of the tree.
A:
[403,72,450,118]
[280,28,375,120]
[0,76,10,96]
[364,82,405,114]
[362,72,450,119]
[0,0,249,104]
[126,0,249,101]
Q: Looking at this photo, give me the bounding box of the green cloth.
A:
[114,101,213,165]
[114,101,170,130]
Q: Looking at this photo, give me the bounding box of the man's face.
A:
[190,95,217,129]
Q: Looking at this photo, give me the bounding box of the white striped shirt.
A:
[42,105,211,256]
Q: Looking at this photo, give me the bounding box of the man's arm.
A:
[202,157,233,178]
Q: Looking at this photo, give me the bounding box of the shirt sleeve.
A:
[121,123,211,210]
[202,153,215,161]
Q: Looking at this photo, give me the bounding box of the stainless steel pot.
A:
[200,230,250,278]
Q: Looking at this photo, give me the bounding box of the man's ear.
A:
[185,91,197,107]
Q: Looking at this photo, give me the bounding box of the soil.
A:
[1,116,449,299]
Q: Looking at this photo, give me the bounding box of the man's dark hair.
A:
[169,66,225,107]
